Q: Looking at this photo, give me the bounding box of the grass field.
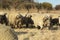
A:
[14,28,60,40]
[0,9,60,40]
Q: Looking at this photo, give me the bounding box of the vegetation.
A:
[42,2,52,10]
[35,3,42,12]
[0,0,59,10]
[55,5,60,10]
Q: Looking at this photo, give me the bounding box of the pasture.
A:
[0,9,60,40]
[14,28,60,40]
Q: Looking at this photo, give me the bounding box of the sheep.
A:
[0,13,9,25]
[7,13,21,28]
[43,14,52,29]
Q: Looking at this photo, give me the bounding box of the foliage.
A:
[0,0,53,10]
[42,2,53,10]
[55,5,60,10]
[36,3,42,9]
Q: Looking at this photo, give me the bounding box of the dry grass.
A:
[0,9,60,40]
[0,24,18,40]
[14,28,60,40]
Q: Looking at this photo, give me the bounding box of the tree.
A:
[0,0,53,10]
[42,2,52,10]
[24,3,32,13]
[36,3,42,12]
[1,0,10,9]
[24,2,37,13]
[55,5,60,10]
[1,0,20,9]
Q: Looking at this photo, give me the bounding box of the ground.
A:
[14,28,60,40]
[0,9,60,40]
